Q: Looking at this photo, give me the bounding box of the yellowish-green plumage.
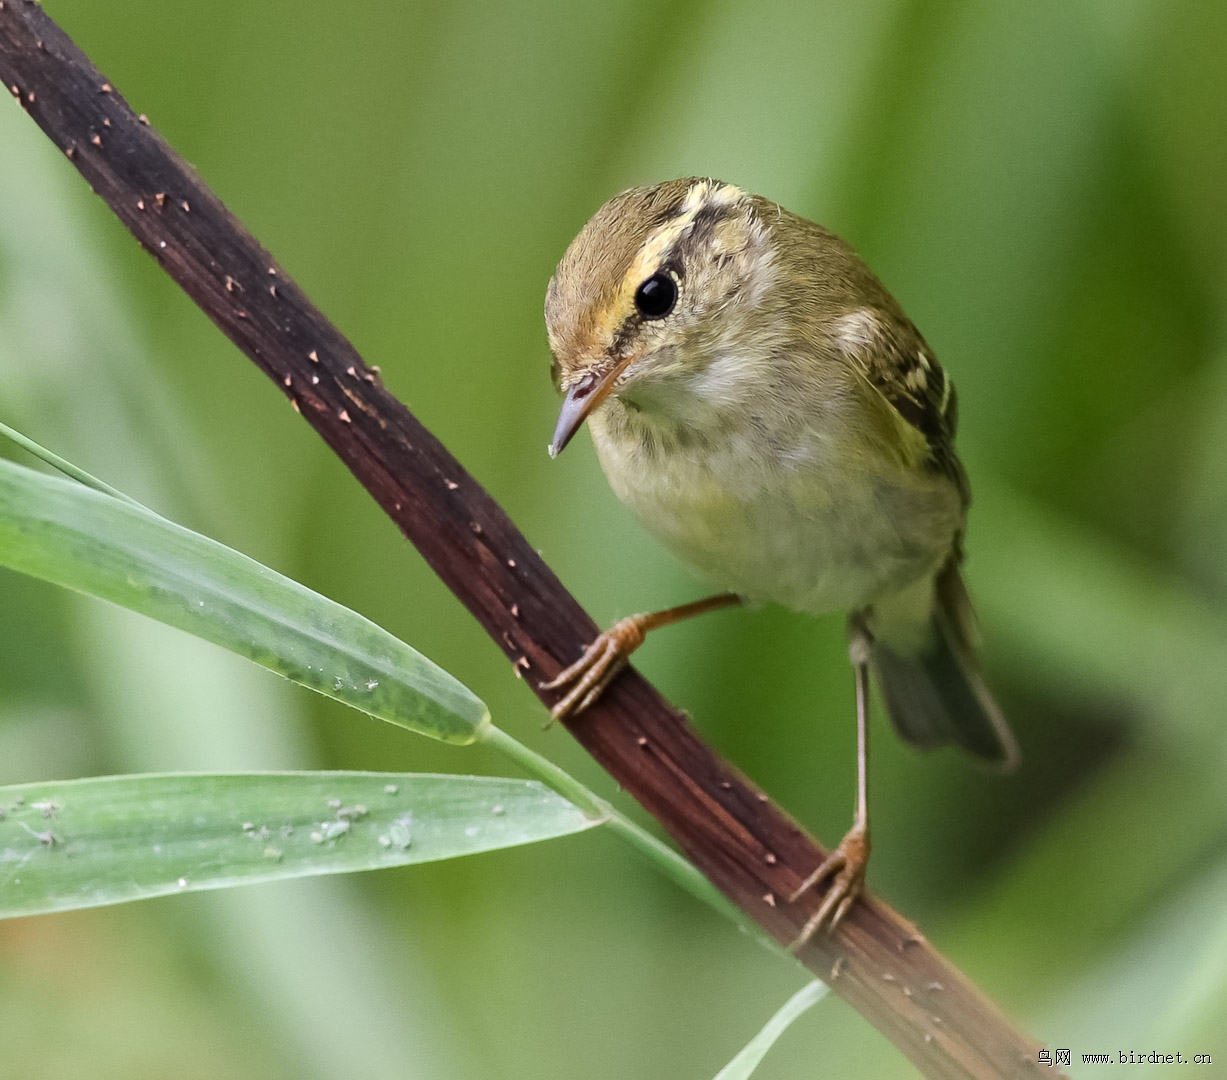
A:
[545,177,1016,769]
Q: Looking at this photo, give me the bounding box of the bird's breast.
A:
[588,392,961,614]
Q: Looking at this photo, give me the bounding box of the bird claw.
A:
[787,824,870,950]
[540,615,646,722]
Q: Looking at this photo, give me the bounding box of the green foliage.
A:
[0,771,596,918]
[0,435,741,943]
[713,981,829,1080]
[0,426,767,1067]
[0,457,487,744]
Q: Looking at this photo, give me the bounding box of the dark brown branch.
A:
[0,6,1055,1077]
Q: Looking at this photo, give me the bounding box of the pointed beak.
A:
[549,383,592,458]
[548,364,622,458]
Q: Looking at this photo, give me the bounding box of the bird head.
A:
[544,178,779,455]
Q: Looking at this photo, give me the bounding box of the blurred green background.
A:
[2,1,1225,1077]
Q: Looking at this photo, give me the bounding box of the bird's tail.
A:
[868,558,1019,771]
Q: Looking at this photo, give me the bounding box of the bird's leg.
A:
[789,611,873,947]
[541,593,742,722]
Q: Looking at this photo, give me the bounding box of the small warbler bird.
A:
[541,178,1017,942]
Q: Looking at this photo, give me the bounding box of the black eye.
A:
[634,272,678,319]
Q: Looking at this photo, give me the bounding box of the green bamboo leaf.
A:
[713,981,829,1080]
[0,771,599,917]
[0,457,488,743]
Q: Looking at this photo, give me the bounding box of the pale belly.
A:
[589,406,961,615]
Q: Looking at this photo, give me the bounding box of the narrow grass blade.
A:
[0,771,599,917]
[713,980,830,1080]
[0,418,144,507]
[0,457,488,743]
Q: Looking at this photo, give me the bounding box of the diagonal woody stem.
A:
[0,7,1055,1078]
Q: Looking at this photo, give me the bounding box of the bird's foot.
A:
[540,615,648,722]
[787,823,870,950]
